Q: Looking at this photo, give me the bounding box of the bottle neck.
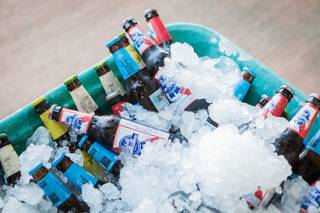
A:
[56,156,73,173]
[33,99,50,115]
[66,79,81,91]
[147,16,172,45]
[0,138,10,149]
[289,102,319,139]
[261,93,289,118]
[32,167,48,182]
[126,24,156,55]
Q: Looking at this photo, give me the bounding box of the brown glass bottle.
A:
[0,134,21,186]
[64,75,103,115]
[275,94,320,184]
[122,17,169,78]
[30,163,89,212]
[107,34,169,112]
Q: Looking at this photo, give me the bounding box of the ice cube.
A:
[81,184,103,213]
[2,196,39,213]
[26,126,53,146]
[11,183,44,206]
[99,183,121,200]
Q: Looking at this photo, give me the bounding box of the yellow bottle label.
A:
[39,110,69,140]
[82,150,106,182]
[0,145,20,177]
[125,45,145,69]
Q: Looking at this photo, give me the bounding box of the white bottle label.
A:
[70,86,98,113]
[59,108,93,134]
[99,72,126,96]
[113,119,169,156]
[149,88,170,111]
[0,145,20,177]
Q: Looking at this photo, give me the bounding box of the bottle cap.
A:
[48,104,60,120]
[64,75,78,86]
[78,135,89,148]
[307,93,320,110]
[28,163,45,176]
[144,8,159,21]
[118,32,127,39]
[95,61,111,77]
[105,37,120,48]
[31,97,46,108]
[241,69,255,83]
[51,152,67,168]
[277,85,294,101]
[122,17,138,32]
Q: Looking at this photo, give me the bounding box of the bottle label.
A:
[242,193,261,209]
[127,26,155,54]
[260,93,288,118]
[125,45,145,69]
[40,110,69,140]
[233,79,251,102]
[0,145,20,177]
[158,74,195,113]
[38,172,71,207]
[300,181,320,211]
[88,142,118,171]
[113,119,169,156]
[149,88,170,111]
[82,150,106,182]
[99,71,126,96]
[148,16,172,45]
[59,108,93,134]
[113,46,141,80]
[70,85,98,113]
[112,102,136,120]
[64,163,97,191]
[289,103,319,138]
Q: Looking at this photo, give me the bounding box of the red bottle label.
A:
[147,16,172,45]
[289,103,319,138]
[59,108,93,134]
[127,26,155,54]
[260,93,288,118]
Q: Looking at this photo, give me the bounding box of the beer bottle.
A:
[158,74,219,128]
[233,68,255,102]
[52,152,98,191]
[256,95,270,108]
[122,17,169,77]
[48,105,179,156]
[275,94,320,184]
[94,60,126,99]
[31,98,106,183]
[78,135,121,176]
[31,97,69,145]
[106,91,136,120]
[300,179,320,213]
[260,85,294,118]
[64,75,102,115]
[0,134,21,186]
[106,34,170,112]
[29,163,89,212]
[144,8,173,54]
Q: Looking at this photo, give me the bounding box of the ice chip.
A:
[26,126,52,146]
[81,183,104,213]
[100,183,121,200]
[2,196,39,213]
[13,183,44,206]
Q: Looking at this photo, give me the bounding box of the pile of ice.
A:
[0,42,310,213]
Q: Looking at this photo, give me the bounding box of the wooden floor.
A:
[0,0,319,119]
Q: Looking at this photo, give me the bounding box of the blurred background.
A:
[0,0,319,119]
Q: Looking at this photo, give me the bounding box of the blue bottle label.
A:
[88,142,118,171]
[64,163,97,191]
[37,172,71,207]
[233,79,250,101]
[113,45,144,80]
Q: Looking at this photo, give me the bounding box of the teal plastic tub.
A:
[0,23,319,178]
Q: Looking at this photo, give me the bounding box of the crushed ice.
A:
[0,42,310,213]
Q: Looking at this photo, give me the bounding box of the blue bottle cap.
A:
[78,135,89,148]
[52,152,66,168]
[105,37,120,48]
[29,162,44,176]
